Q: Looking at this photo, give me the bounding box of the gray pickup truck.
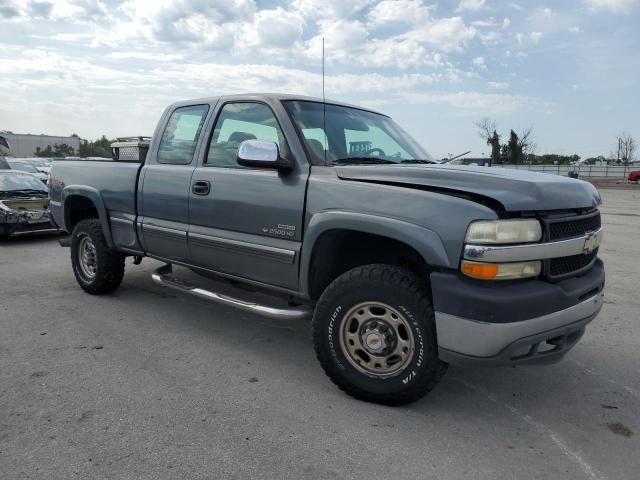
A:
[49,94,605,405]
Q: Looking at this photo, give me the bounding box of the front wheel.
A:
[312,264,447,406]
[70,219,125,294]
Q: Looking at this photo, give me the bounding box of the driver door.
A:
[187,101,308,290]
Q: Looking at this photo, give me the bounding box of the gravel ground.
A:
[1,188,638,480]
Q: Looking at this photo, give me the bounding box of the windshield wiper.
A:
[400,159,438,164]
[332,157,396,165]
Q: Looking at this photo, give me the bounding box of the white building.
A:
[0,133,81,158]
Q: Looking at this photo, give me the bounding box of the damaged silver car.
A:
[0,170,57,236]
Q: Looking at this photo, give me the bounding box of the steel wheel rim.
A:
[338,302,415,377]
[77,234,97,279]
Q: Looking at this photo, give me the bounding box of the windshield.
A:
[0,173,48,193]
[9,162,39,173]
[284,101,434,166]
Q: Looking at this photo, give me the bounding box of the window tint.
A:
[344,126,411,159]
[284,100,432,165]
[206,103,284,167]
[157,105,209,164]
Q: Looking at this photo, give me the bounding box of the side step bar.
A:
[151,264,313,321]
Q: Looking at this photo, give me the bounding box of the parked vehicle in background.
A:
[49,94,605,405]
[628,170,640,184]
[16,158,52,176]
[7,160,48,183]
[0,171,56,236]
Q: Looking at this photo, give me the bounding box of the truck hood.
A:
[335,164,601,212]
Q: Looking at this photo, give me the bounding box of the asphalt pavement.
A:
[1,188,639,479]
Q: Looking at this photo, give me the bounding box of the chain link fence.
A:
[493,164,635,178]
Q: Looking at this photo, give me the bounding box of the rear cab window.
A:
[157,105,209,164]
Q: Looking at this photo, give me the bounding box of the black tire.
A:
[70,219,125,294]
[312,264,447,406]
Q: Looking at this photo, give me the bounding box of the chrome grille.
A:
[543,211,601,280]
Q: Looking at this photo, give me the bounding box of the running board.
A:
[151,264,313,321]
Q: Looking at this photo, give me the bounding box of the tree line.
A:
[34,135,114,158]
[475,118,636,166]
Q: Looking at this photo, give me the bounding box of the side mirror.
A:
[237,139,291,169]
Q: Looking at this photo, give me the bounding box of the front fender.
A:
[299,210,451,297]
[61,185,114,248]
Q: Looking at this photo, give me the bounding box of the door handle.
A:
[192,180,210,196]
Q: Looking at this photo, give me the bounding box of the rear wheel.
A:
[70,219,125,294]
[312,264,447,406]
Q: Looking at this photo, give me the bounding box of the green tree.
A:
[78,135,114,158]
[503,130,524,164]
[476,119,534,164]
[476,118,502,163]
[35,145,54,157]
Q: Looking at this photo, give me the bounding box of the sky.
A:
[0,0,639,160]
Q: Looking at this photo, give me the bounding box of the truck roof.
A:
[168,93,388,117]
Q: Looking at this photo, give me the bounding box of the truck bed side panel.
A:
[49,159,143,252]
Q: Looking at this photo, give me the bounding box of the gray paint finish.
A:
[48,93,601,297]
[335,164,602,211]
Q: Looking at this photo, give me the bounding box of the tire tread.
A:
[312,264,447,406]
[71,219,125,294]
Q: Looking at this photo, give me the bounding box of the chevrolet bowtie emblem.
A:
[582,231,598,254]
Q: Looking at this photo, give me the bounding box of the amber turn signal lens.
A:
[461,261,499,279]
[461,260,542,280]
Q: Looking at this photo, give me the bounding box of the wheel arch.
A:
[62,186,114,248]
[300,211,451,300]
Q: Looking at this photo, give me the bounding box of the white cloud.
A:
[568,26,582,33]
[0,0,108,21]
[50,32,96,42]
[488,81,509,89]
[306,19,369,61]
[367,0,430,25]
[106,52,184,61]
[480,31,501,45]
[456,0,486,12]
[241,8,304,48]
[388,91,545,116]
[472,17,498,27]
[472,56,487,70]
[291,0,372,19]
[530,31,543,44]
[515,32,525,44]
[405,17,476,52]
[586,0,640,14]
[502,18,511,28]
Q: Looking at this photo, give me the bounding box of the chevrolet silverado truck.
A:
[48,94,605,405]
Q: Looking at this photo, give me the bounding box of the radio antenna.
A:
[322,37,327,164]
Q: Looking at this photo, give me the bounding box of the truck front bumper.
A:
[430,259,605,366]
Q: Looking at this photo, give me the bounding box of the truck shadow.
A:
[0,232,61,245]
[114,261,637,426]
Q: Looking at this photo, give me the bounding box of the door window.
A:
[206,103,285,167]
[157,105,209,164]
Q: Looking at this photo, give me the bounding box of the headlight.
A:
[461,260,541,280]
[465,219,542,244]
